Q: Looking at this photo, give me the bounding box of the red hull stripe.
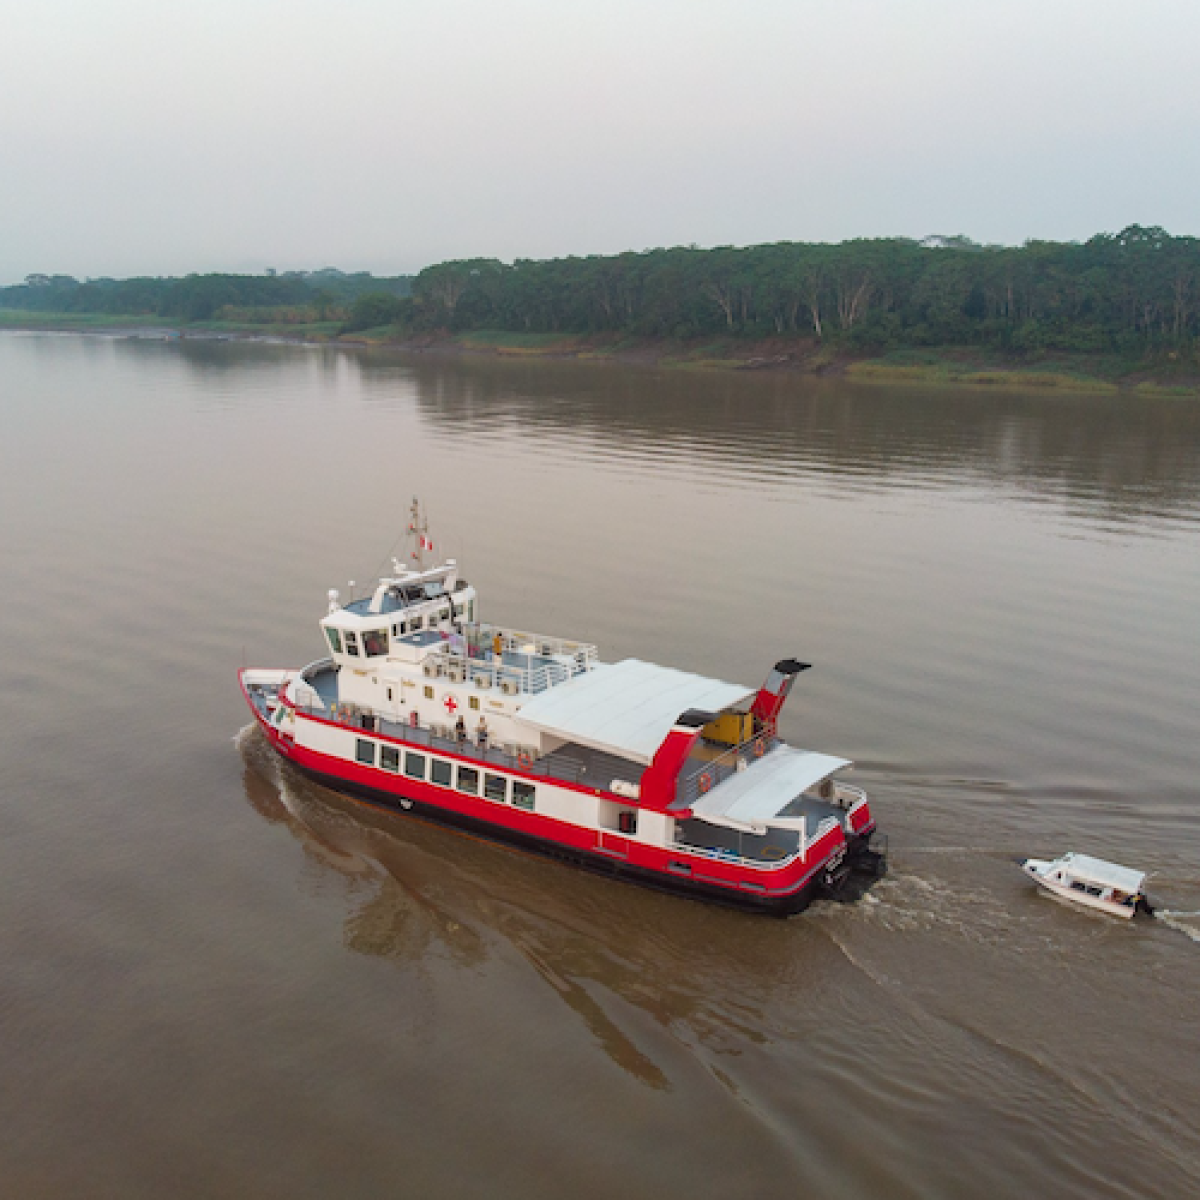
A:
[240,676,867,913]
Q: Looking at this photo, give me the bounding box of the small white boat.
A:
[1022,852,1149,919]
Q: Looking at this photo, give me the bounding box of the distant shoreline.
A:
[3,312,1197,398]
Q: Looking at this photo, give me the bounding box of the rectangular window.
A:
[424,685,434,699]
[411,615,424,631]
[345,631,360,657]
[512,781,535,811]
[430,758,452,787]
[484,774,508,803]
[363,628,388,657]
[380,745,400,772]
[469,696,480,710]
[404,752,426,780]
[356,738,375,765]
[453,602,464,618]
[457,766,479,795]
[325,627,343,654]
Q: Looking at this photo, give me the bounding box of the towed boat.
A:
[1022,852,1149,919]
[239,503,885,916]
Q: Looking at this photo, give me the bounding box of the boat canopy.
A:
[516,658,754,764]
[690,745,851,831]
[1060,853,1145,893]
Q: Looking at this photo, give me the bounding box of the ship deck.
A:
[676,792,844,865]
[294,662,636,789]
[286,662,848,867]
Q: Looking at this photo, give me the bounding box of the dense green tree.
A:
[6,231,1199,361]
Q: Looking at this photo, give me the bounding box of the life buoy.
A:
[517,750,533,769]
[753,737,766,757]
[698,771,714,794]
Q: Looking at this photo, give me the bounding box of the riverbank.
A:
[3,310,1197,397]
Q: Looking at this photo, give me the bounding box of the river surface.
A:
[2,331,1199,1199]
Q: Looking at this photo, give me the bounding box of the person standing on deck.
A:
[476,716,489,750]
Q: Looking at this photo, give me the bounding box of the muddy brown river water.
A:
[1,331,1198,1198]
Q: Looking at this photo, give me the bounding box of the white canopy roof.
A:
[1060,853,1145,893]
[516,659,754,764]
[690,745,851,831]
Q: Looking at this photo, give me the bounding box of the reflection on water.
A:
[381,354,1200,528]
[239,726,776,1092]
[91,335,1200,528]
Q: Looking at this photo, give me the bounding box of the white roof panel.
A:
[516,659,754,764]
[1062,853,1145,893]
[690,746,851,828]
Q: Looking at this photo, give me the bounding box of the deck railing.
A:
[421,622,597,696]
[672,839,802,871]
[290,697,594,786]
[676,732,782,805]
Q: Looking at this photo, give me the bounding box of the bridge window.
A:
[363,629,388,656]
[325,628,342,654]
[355,739,375,765]
[380,746,400,772]
[345,631,360,657]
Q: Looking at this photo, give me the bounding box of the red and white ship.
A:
[240,503,885,915]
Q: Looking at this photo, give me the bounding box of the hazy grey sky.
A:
[2,0,1198,282]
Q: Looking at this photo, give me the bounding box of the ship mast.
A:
[408,497,431,571]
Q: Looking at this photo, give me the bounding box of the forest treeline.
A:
[402,227,1198,357]
[0,268,411,323]
[4,227,1198,359]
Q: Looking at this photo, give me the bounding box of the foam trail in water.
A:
[1154,912,1200,943]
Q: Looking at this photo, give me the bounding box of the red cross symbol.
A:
[443,695,458,714]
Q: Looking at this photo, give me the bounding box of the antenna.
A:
[408,496,431,571]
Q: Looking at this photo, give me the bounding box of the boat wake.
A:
[1154,910,1200,944]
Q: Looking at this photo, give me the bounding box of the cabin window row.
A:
[326,600,473,660]
[355,738,535,811]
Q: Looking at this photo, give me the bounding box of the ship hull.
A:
[291,757,837,915]
[242,672,880,917]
